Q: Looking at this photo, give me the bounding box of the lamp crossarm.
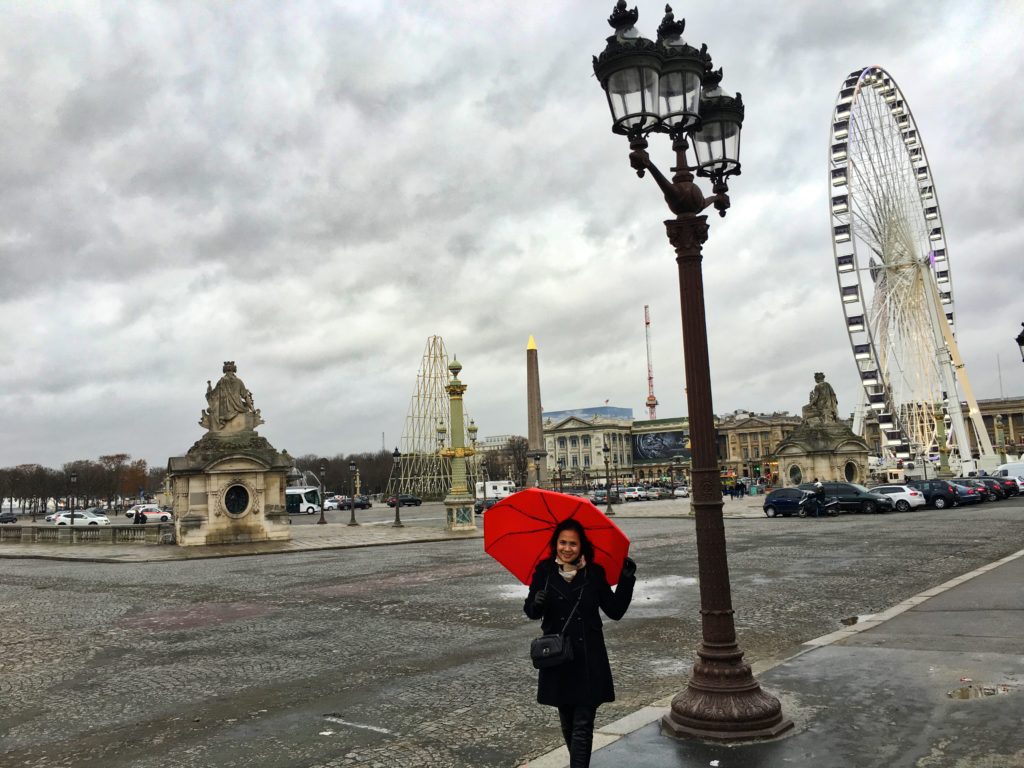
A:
[628,137,729,217]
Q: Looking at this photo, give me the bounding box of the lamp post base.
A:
[662,656,792,741]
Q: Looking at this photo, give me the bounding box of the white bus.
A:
[286,486,321,514]
[475,480,517,500]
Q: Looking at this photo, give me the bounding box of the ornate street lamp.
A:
[602,444,613,515]
[68,471,78,526]
[557,457,566,493]
[347,459,359,526]
[594,2,789,741]
[391,447,404,527]
[1016,322,1024,363]
[317,460,328,525]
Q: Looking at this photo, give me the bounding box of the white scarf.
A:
[555,554,586,582]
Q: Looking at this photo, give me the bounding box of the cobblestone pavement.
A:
[2,498,1022,767]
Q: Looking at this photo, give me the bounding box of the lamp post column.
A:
[347,460,359,526]
[661,212,788,739]
[317,461,328,525]
[391,448,404,527]
[442,359,476,531]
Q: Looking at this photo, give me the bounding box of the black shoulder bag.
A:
[530,577,584,670]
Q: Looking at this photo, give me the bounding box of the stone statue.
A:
[200,361,264,433]
[801,372,839,425]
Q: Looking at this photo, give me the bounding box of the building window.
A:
[558,437,566,449]
[584,455,591,467]
[583,437,591,448]
[572,456,579,468]
[570,437,578,448]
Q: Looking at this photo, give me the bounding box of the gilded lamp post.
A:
[593,2,790,741]
[440,359,476,531]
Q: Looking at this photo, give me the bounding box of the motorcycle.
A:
[798,495,839,517]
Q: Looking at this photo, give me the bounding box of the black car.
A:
[0,510,18,524]
[951,483,983,505]
[474,498,499,515]
[386,494,422,508]
[905,479,960,509]
[988,476,1019,497]
[798,482,893,514]
[763,488,815,517]
[339,495,372,510]
[973,478,1007,501]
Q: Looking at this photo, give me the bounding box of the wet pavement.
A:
[2,496,1022,767]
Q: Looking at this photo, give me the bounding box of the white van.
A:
[286,487,321,514]
[991,463,1024,491]
[475,481,517,500]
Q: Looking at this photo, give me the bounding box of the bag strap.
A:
[558,579,585,635]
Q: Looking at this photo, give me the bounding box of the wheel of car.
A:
[895,500,910,512]
[415,501,421,506]
[89,521,98,525]
[862,501,876,514]
[933,496,947,509]
[159,515,169,522]
[764,506,777,518]
[307,508,315,515]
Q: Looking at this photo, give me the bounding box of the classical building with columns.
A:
[714,410,802,481]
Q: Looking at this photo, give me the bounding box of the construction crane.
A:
[644,305,658,419]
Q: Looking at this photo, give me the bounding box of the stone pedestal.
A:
[169,431,293,546]
[774,422,869,486]
[169,362,292,547]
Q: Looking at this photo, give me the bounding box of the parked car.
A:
[763,488,817,517]
[474,498,499,515]
[974,477,1008,500]
[590,489,621,504]
[621,487,648,502]
[386,494,422,507]
[868,484,927,512]
[125,503,161,519]
[952,478,998,502]
[950,483,983,505]
[905,479,960,509]
[798,482,893,514]
[0,510,18,524]
[989,475,1021,496]
[53,509,111,526]
[673,486,691,498]
[340,495,372,510]
[323,498,342,511]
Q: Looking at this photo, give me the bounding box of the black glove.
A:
[533,589,548,609]
[620,557,636,579]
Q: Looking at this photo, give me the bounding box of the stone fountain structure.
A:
[773,372,869,485]
[168,362,293,546]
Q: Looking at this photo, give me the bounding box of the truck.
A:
[474,480,517,500]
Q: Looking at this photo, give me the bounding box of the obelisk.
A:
[526,335,549,488]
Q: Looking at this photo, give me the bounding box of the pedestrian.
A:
[133,508,146,525]
[524,519,636,768]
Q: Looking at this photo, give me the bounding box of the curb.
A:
[518,545,1024,768]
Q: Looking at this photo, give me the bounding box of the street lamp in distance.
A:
[391,447,404,528]
[602,444,613,516]
[317,461,328,525]
[557,458,566,493]
[347,459,359,526]
[69,471,78,527]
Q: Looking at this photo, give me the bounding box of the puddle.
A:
[492,575,697,602]
[947,683,1016,699]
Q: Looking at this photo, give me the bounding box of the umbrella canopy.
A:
[484,488,631,585]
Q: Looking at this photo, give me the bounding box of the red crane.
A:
[644,305,658,419]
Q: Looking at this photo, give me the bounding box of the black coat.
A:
[524,559,635,707]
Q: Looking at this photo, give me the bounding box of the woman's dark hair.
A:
[549,518,595,563]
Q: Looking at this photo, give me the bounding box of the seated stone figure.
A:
[200,361,264,433]
[802,372,839,425]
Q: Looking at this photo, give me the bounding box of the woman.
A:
[524,519,636,768]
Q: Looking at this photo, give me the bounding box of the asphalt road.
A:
[3,496,1023,767]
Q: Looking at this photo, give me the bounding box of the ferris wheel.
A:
[827,65,994,470]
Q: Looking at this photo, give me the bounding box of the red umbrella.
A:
[484,488,631,586]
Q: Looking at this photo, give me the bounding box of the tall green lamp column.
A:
[441,359,476,531]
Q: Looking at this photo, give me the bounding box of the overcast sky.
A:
[2,1,1022,470]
